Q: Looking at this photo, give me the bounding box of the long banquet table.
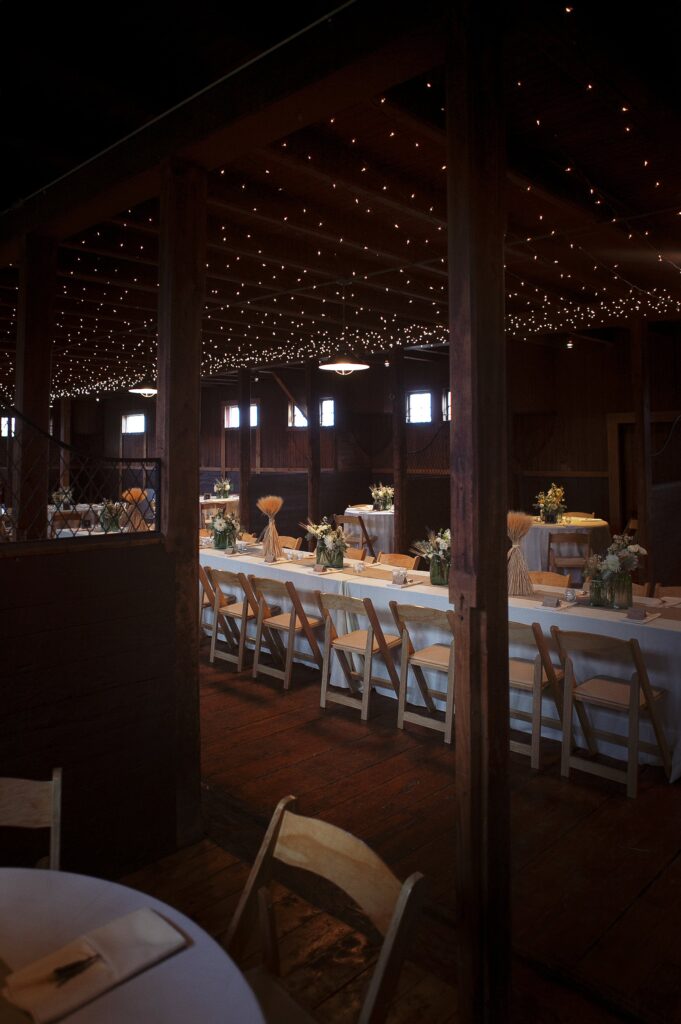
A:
[200,546,681,780]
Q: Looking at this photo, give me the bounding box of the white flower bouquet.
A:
[413,528,451,585]
[584,533,646,582]
[302,516,348,568]
[210,510,240,549]
[99,499,124,533]
[213,476,232,498]
[370,483,394,511]
[52,486,74,509]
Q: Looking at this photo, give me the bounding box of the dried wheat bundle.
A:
[257,495,284,562]
[507,510,533,596]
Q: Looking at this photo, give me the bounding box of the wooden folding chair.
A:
[225,795,426,1024]
[548,531,591,585]
[376,552,420,571]
[249,577,323,689]
[508,621,565,770]
[208,568,259,672]
[278,536,303,550]
[0,768,62,869]
[316,592,401,721]
[632,582,651,597]
[654,584,681,598]
[528,570,570,589]
[389,602,456,743]
[334,514,376,560]
[346,545,366,561]
[551,626,671,798]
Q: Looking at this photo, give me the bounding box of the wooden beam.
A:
[156,161,206,849]
[59,397,71,489]
[305,363,321,527]
[15,233,57,540]
[271,371,307,420]
[391,350,406,553]
[446,3,509,1021]
[631,320,653,580]
[238,367,251,532]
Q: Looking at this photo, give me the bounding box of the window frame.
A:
[288,398,336,429]
[442,388,452,422]
[121,412,146,435]
[223,402,259,429]
[405,390,433,425]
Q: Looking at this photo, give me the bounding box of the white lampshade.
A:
[319,355,369,376]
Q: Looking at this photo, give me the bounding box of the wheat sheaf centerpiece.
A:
[257,495,284,563]
[507,511,534,596]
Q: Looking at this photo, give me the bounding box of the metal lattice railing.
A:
[0,406,161,543]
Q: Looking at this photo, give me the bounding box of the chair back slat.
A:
[508,621,538,647]
[390,602,455,633]
[0,769,62,870]
[275,810,402,935]
[377,552,420,571]
[548,532,591,547]
[528,570,569,588]
[551,626,631,661]
[654,584,681,598]
[279,536,303,550]
[317,592,367,616]
[250,576,289,600]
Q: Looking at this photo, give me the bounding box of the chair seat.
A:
[411,643,451,670]
[265,612,322,631]
[245,966,318,1024]
[509,658,562,691]
[333,629,401,653]
[575,675,664,711]
[223,600,255,619]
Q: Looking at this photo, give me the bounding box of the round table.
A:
[0,869,264,1024]
[343,505,394,555]
[520,517,612,572]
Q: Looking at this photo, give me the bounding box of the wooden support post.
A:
[238,368,251,532]
[392,350,406,553]
[631,320,653,581]
[59,397,71,489]
[447,4,509,1022]
[156,160,206,849]
[15,233,56,540]
[306,363,321,526]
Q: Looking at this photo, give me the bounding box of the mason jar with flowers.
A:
[213,476,232,499]
[533,482,566,524]
[413,528,451,586]
[583,534,647,609]
[210,511,239,550]
[99,499,123,533]
[370,483,394,511]
[52,486,74,510]
[303,516,348,569]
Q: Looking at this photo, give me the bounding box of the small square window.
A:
[406,392,432,424]
[320,398,335,427]
[288,404,308,428]
[1,416,16,437]
[122,413,146,435]
[224,404,258,428]
[443,389,452,421]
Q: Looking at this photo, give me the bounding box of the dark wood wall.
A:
[1,538,178,876]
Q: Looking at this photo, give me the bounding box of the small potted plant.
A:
[370,482,394,511]
[99,500,123,533]
[213,476,232,499]
[413,528,451,586]
[302,516,348,569]
[533,482,566,524]
[584,534,647,608]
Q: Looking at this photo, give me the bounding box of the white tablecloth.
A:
[343,505,394,555]
[200,496,240,527]
[0,869,264,1024]
[201,546,681,780]
[521,518,612,572]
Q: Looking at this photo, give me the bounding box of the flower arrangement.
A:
[302,516,348,568]
[370,482,394,511]
[533,482,566,523]
[213,476,232,498]
[52,486,74,509]
[413,528,451,586]
[99,500,124,533]
[210,510,240,549]
[584,534,647,608]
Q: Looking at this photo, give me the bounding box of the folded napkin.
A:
[3,908,187,1023]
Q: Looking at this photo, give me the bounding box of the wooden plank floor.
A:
[196,650,681,1022]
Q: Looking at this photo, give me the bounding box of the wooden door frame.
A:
[607,410,681,532]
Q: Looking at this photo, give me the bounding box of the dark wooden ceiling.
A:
[1,1,680,399]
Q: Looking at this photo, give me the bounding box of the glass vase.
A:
[589,578,609,607]
[316,546,343,569]
[541,510,558,524]
[610,572,632,610]
[213,531,228,550]
[429,555,450,587]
